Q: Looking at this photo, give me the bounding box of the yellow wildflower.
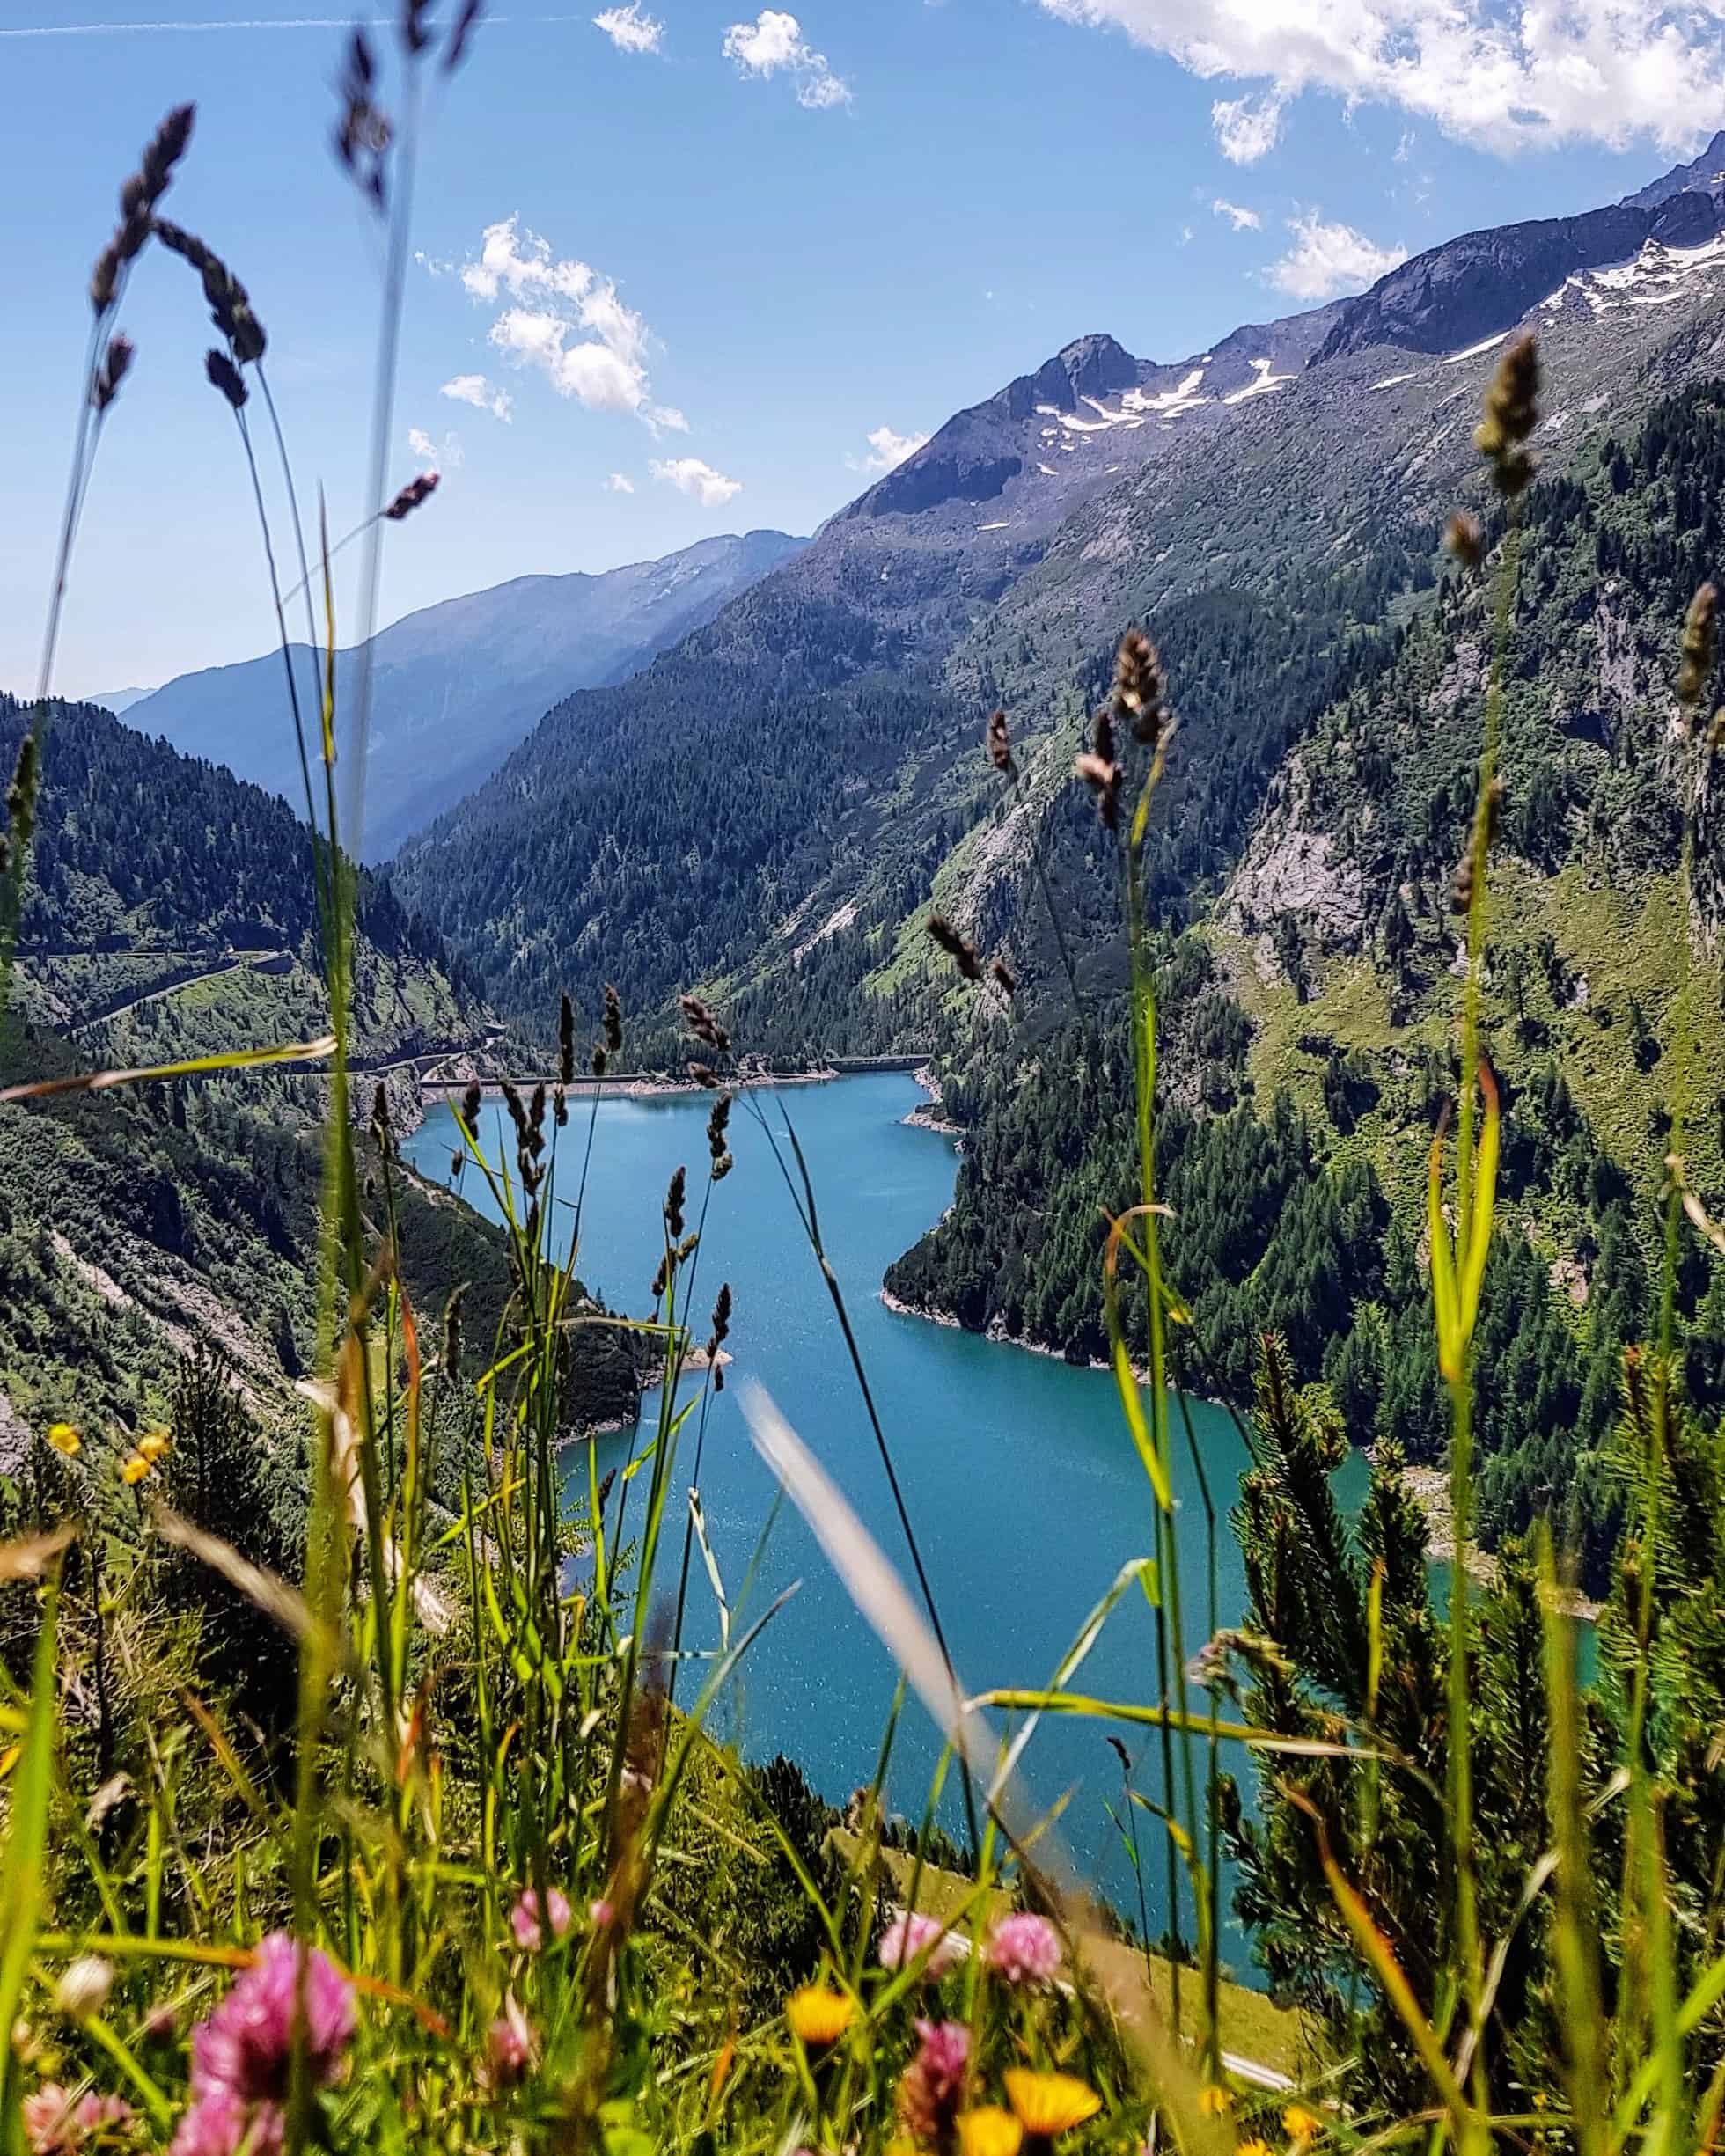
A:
[45,1425,80,1458]
[784,1984,853,2048]
[958,2108,1024,2156]
[137,1431,171,1463]
[1283,2107,1322,2145]
[1237,2140,1276,2156]
[119,1453,151,1485]
[1199,2088,1232,2119]
[1004,2070,1103,2138]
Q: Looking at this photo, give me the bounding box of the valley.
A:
[10,20,1725,2146]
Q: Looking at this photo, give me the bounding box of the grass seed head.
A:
[92,334,136,414]
[1679,581,1717,709]
[384,472,439,521]
[680,994,731,1055]
[1444,510,1484,570]
[205,349,247,411]
[1112,627,1168,744]
[1474,333,1539,495]
[986,706,1016,777]
[927,913,982,982]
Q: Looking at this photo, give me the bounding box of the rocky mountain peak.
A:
[1623,128,1725,209]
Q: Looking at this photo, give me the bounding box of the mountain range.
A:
[382,128,1725,1594]
[116,528,806,860]
[393,132,1725,1046]
[21,126,1725,1580]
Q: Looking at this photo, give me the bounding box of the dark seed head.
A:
[138,103,195,207]
[986,707,1016,778]
[927,913,982,982]
[1074,751,1121,830]
[1444,510,1484,571]
[204,348,247,411]
[1112,628,1168,746]
[602,983,622,1054]
[664,1165,686,1238]
[90,242,122,314]
[680,994,731,1055]
[384,471,439,521]
[707,1093,732,1162]
[460,1081,482,1130]
[991,957,1016,998]
[559,992,575,1086]
[92,334,136,414]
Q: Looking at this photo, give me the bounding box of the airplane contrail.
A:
[1,18,356,33]
[0,12,584,33]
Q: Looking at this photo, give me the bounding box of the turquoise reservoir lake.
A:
[404,1073,1330,1963]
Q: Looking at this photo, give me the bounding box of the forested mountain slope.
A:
[398,147,1725,1074]
[121,529,806,859]
[2,693,480,1072]
[0,695,635,1453]
[891,382,1725,1593]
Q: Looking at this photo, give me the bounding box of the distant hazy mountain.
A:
[120,529,805,859]
[82,686,153,715]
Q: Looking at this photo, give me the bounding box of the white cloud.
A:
[1266,211,1406,299]
[1032,0,1725,156]
[650,457,744,508]
[1212,196,1262,231]
[449,216,686,431]
[847,424,930,473]
[1212,89,1283,163]
[407,426,463,469]
[723,10,851,108]
[439,373,512,421]
[606,472,636,493]
[593,3,662,53]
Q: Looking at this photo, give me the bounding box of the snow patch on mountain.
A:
[1539,231,1725,321]
[1223,357,1294,404]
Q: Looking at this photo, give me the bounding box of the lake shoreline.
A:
[903,1062,964,1139]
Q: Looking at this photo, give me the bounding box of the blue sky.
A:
[4,0,1721,696]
